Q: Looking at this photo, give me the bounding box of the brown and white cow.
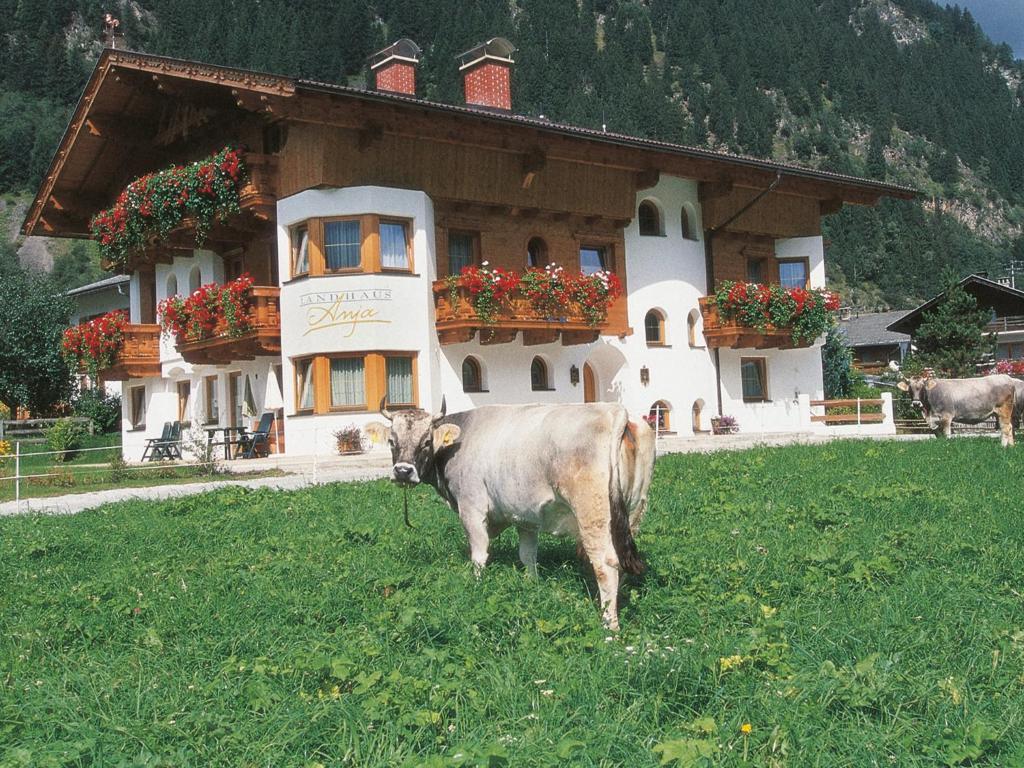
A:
[366,399,655,630]
[897,373,1019,446]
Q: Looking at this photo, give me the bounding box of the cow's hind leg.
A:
[574,493,621,631]
[517,526,539,577]
[997,402,1015,447]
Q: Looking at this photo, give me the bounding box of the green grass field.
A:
[2,438,1024,767]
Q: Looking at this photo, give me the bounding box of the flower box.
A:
[335,426,368,455]
[700,282,840,350]
[710,416,739,435]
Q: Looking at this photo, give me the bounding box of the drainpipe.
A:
[704,171,784,416]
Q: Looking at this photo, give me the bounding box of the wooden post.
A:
[14,441,20,505]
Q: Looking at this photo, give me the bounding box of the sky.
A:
[956,0,1024,58]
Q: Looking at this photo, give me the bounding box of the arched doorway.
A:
[583,363,596,403]
[692,399,706,433]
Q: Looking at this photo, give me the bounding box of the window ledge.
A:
[126,427,147,433]
[463,389,489,394]
[646,343,671,349]
[532,387,557,392]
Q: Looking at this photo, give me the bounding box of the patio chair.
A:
[238,412,274,459]
[162,421,183,460]
[141,422,173,462]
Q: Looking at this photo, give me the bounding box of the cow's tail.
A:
[609,407,652,575]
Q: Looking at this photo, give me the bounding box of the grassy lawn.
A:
[2,438,1024,766]
[0,434,275,502]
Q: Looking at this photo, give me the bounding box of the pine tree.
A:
[913,274,995,377]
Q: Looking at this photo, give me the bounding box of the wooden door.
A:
[227,372,241,427]
[583,363,596,403]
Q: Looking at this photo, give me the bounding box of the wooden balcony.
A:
[98,324,162,382]
[176,287,281,365]
[698,297,811,350]
[433,280,611,346]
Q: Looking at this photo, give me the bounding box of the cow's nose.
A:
[393,463,417,484]
[912,400,922,408]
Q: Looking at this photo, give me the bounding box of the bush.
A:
[72,388,122,433]
[46,418,89,463]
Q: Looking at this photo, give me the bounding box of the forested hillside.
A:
[2,0,1022,307]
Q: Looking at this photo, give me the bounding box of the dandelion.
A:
[740,723,752,734]
[740,723,752,761]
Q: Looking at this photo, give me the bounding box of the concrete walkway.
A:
[0,430,928,518]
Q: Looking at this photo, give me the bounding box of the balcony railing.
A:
[99,324,162,381]
[433,280,610,346]
[986,315,1024,334]
[176,287,281,365]
[698,297,812,350]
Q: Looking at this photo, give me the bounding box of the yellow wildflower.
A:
[740,723,752,734]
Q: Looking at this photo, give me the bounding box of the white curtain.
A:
[324,221,361,270]
[294,228,310,274]
[297,360,314,410]
[380,222,409,269]
[330,358,365,406]
[386,357,413,404]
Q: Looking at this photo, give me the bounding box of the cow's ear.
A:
[364,421,389,444]
[896,381,909,391]
[926,378,938,390]
[433,423,461,448]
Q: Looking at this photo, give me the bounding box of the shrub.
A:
[72,389,122,433]
[46,418,89,463]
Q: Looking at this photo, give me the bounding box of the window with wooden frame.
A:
[579,245,609,275]
[648,401,670,431]
[645,309,666,346]
[204,375,219,424]
[740,358,768,402]
[294,357,315,413]
[447,230,479,276]
[531,356,552,391]
[129,386,146,430]
[638,200,663,236]
[526,237,547,268]
[176,380,191,425]
[289,216,415,278]
[778,257,810,289]
[681,205,694,240]
[291,224,310,277]
[380,220,412,271]
[746,258,764,283]
[462,356,484,392]
[687,309,700,348]
[292,353,418,415]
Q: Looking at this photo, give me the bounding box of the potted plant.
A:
[335,424,367,455]
[710,415,739,435]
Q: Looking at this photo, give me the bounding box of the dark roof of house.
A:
[66,274,130,297]
[887,274,1024,336]
[839,311,912,347]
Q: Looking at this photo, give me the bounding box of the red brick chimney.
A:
[457,38,516,112]
[369,38,421,96]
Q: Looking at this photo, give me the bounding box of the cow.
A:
[897,373,1019,446]
[365,399,656,630]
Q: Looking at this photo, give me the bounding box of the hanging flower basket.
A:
[90,147,248,267]
[158,273,255,343]
[62,310,129,375]
[714,281,840,345]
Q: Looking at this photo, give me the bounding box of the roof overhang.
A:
[887,274,1024,335]
[24,49,916,240]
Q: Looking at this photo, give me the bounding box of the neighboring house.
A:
[22,41,914,460]
[887,274,1024,361]
[67,274,131,398]
[838,310,911,374]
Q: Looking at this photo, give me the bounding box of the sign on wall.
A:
[301,288,393,337]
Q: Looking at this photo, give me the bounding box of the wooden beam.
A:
[698,180,734,202]
[820,198,844,216]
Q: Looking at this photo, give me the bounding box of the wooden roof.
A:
[23,48,916,239]
[887,274,1024,336]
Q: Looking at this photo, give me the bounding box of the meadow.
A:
[2,438,1024,767]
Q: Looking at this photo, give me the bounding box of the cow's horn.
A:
[432,395,447,425]
[379,396,393,421]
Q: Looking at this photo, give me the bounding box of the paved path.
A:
[0,431,928,518]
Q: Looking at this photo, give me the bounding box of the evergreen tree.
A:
[822,324,855,398]
[913,273,995,377]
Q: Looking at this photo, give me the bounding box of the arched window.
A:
[681,205,693,240]
[166,274,178,299]
[530,357,550,391]
[645,309,666,345]
[188,265,201,294]
[648,401,670,432]
[462,356,483,393]
[692,400,705,433]
[638,200,662,236]
[526,237,547,268]
[687,309,700,347]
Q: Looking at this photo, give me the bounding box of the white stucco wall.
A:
[276,186,438,455]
